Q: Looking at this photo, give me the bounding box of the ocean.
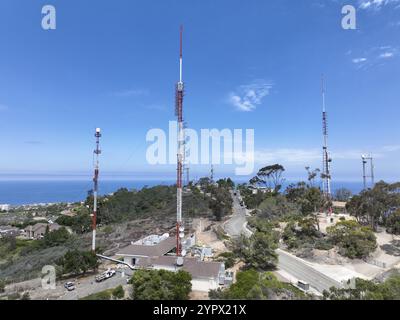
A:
[0,179,366,206]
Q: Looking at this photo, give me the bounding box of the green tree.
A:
[58,250,99,276]
[112,285,125,299]
[0,279,5,293]
[233,231,279,271]
[347,181,400,231]
[209,270,305,300]
[385,209,400,235]
[131,269,192,300]
[327,220,377,259]
[209,185,233,221]
[334,188,352,202]
[253,164,286,193]
[323,274,400,300]
[42,227,70,247]
[305,167,320,187]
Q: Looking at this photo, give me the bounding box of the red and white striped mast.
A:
[91,128,101,252]
[175,26,185,258]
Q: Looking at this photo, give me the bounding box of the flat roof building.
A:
[116,235,226,292]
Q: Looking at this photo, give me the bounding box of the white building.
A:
[116,235,226,292]
[0,204,10,212]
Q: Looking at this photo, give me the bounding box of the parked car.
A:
[95,269,116,282]
[64,282,75,291]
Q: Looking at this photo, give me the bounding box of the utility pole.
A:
[91,128,101,252]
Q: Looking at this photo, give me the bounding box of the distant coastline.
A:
[0,179,367,206]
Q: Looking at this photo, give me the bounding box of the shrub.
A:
[131,269,192,300]
[81,290,111,300]
[0,279,5,293]
[112,285,125,299]
[327,220,377,259]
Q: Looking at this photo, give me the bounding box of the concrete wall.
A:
[191,278,219,292]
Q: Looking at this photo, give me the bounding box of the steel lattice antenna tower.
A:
[321,76,332,200]
[362,154,375,190]
[183,121,190,187]
[175,26,185,259]
[91,128,101,252]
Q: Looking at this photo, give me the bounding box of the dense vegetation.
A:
[84,184,231,225]
[282,218,332,253]
[130,269,192,300]
[56,213,92,234]
[323,273,400,300]
[56,250,99,276]
[209,269,307,300]
[80,285,125,300]
[347,181,400,233]
[236,165,388,261]
[232,219,279,271]
[327,220,377,259]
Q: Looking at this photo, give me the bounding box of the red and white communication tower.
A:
[91,128,101,252]
[175,26,185,260]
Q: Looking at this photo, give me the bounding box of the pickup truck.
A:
[64,282,75,291]
[95,269,116,282]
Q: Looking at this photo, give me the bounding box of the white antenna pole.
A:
[91,128,101,252]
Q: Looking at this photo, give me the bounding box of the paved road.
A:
[224,190,250,238]
[223,193,343,294]
[17,268,133,300]
[277,249,343,293]
[59,269,132,300]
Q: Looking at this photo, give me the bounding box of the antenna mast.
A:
[362,154,375,190]
[91,128,101,252]
[175,25,185,258]
[321,76,332,203]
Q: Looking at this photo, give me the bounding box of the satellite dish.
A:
[176,257,184,267]
[179,227,185,232]
[179,232,185,238]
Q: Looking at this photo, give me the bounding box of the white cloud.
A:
[253,148,321,164]
[382,145,400,152]
[251,144,400,166]
[359,0,400,10]
[112,88,149,97]
[229,81,273,112]
[350,45,398,69]
[379,52,395,58]
[352,57,367,64]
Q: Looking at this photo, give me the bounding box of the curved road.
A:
[223,190,343,294]
[223,190,251,238]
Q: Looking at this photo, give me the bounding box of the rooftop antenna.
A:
[175,25,185,262]
[321,76,332,208]
[91,128,101,252]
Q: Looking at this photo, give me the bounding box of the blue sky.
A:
[0,0,399,182]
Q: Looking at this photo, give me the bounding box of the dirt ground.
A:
[304,223,400,281]
[192,218,227,256]
[189,291,210,300]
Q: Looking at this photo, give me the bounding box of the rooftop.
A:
[136,255,222,279]
[117,236,176,257]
